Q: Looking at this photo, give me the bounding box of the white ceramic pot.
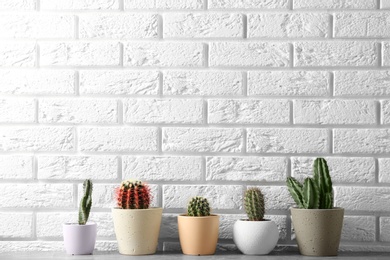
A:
[233,219,279,255]
[63,222,97,255]
[112,207,163,255]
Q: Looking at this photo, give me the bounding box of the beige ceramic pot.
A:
[178,214,219,255]
[112,207,163,255]
[291,207,344,256]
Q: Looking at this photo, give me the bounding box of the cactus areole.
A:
[244,188,265,221]
[78,179,93,225]
[187,196,211,217]
[115,179,151,209]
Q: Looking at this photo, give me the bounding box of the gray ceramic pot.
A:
[291,207,344,256]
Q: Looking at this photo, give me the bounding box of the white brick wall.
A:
[0,0,389,253]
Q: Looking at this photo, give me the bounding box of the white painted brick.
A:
[210,42,289,67]
[0,42,35,67]
[247,128,328,153]
[79,14,158,39]
[164,13,243,38]
[380,217,390,242]
[41,0,119,10]
[292,157,375,183]
[40,42,120,66]
[78,127,157,152]
[0,213,32,238]
[123,156,202,181]
[294,41,378,67]
[0,184,74,208]
[206,156,287,182]
[248,71,329,96]
[37,156,118,180]
[0,156,33,179]
[335,71,390,96]
[124,42,204,67]
[124,99,203,124]
[80,70,159,95]
[0,14,74,39]
[124,0,154,9]
[334,186,390,212]
[334,129,390,153]
[163,185,243,209]
[163,70,242,96]
[378,158,390,183]
[160,214,179,238]
[383,42,390,66]
[0,0,36,10]
[336,13,390,38]
[39,98,117,124]
[0,98,35,123]
[125,0,203,9]
[294,0,376,9]
[294,100,376,125]
[248,13,329,38]
[162,127,243,153]
[250,186,294,210]
[381,100,390,124]
[208,99,289,124]
[209,0,288,9]
[342,216,376,242]
[382,0,390,8]
[0,126,74,152]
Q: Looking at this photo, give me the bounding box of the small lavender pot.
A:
[63,222,97,255]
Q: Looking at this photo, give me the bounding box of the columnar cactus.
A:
[187,196,210,217]
[244,188,265,221]
[115,179,151,209]
[78,179,93,225]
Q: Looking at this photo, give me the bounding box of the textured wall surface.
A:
[0,0,390,253]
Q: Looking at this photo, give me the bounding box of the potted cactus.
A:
[287,157,344,256]
[233,187,279,255]
[63,179,96,255]
[177,197,219,255]
[112,179,162,255]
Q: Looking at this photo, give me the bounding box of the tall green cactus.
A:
[313,157,333,209]
[187,196,210,217]
[78,179,93,225]
[244,188,265,221]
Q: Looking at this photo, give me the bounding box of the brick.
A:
[209,0,288,9]
[335,13,390,38]
[124,42,204,67]
[0,213,33,238]
[162,127,243,153]
[41,0,119,10]
[0,126,74,152]
[79,14,158,39]
[38,156,118,180]
[380,217,390,242]
[80,70,158,95]
[0,0,36,10]
[294,41,378,67]
[334,129,390,153]
[383,0,390,8]
[250,186,294,210]
[0,98,35,123]
[125,0,204,9]
[206,156,287,182]
[342,216,376,242]
[247,128,328,153]
[248,71,329,96]
[334,187,390,212]
[39,98,117,124]
[381,100,390,124]
[124,99,203,124]
[383,42,390,66]
[248,13,329,38]
[210,42,289,67]
[163,71,242,96]
[164,13,243,38]
[124,0,154,9]
[0,42,35,67]
[163,185,243,209]
[294,0,376,9]
[294,99,376,125]
[208,99,289,124]
[335,71,390,96]
[378,158,390,183]
[0,156,33,179]
[160,214,179,238]
[40,42,120,66]
[0,184,74,208]
[123,156,202,181]
[78,127,157,152]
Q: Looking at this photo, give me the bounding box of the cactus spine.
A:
[244,188,265,221]
[116,179,151,209]
[78,179,93,225]
[286,158,333,209]
[187,197,210,217]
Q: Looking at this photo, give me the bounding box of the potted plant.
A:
[178,196,219,255]
[287,157,344,256]
[233,187,279,255]
[63,179,96,255]
[112,179,162,255]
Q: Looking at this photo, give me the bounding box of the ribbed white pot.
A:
[63,222,97,255]
[233,219,279,255]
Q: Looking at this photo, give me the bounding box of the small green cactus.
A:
[244,188,265,221]
[115,179,151,209]
[187,196,210,217]
[78,179,93,225]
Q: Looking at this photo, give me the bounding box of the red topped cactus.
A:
[115,179,151,209]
